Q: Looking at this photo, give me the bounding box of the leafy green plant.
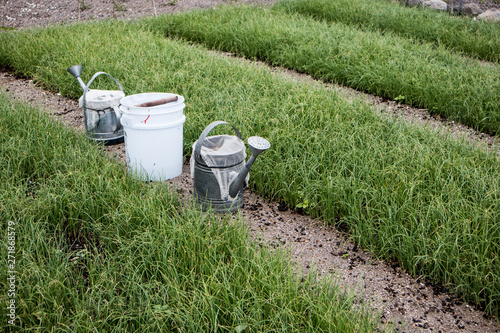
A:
[394,95,405,103]
[295,190,312,211]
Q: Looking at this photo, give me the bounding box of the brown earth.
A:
[1,1,500,332]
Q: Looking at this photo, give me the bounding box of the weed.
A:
[394,95,405,103]
[79,0,91,11]
[112,1,127,12]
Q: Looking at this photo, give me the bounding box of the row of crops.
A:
[144,0,500,135]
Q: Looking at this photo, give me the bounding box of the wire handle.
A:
[194,121,242,164]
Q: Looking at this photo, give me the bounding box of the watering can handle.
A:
[194,121,242,164]
[82,72,124,120]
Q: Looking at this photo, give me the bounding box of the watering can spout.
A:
[228,136,270,198]
[67,65,87,91]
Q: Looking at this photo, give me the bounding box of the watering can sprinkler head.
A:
[67,65,83,78]
[67,65,86,91]
[248,136,271,158]
[228,136,271,198]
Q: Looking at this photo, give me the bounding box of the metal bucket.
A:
[67,65,124,143]
[192,121,247,212]
[80,72,124,143]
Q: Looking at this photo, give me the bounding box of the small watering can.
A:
[67,65,125,143]
[192,121,270,212]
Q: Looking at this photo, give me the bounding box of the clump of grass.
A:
[142,5,500,135]
[0,19,499,316]
[275,0,500,63]
[0,93,376,331]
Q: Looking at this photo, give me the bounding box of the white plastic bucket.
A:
[120,93,186,181]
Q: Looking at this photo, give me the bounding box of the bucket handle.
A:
[83,72,124,121]
[194,121,242,164]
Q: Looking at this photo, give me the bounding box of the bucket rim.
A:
[120,93,185,113]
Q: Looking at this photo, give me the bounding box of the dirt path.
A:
[1,1,499,332]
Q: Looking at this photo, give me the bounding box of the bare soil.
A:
[1,1,499,332]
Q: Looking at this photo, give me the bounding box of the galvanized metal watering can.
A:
[192,121,270,212]
[67,65,125,143]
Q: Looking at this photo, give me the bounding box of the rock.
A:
[423,0,448,10]
[404,0,448,10]
[405,0,425,6]
[477,8,500,22]
[447,0,465,13]
[462,3,482,16]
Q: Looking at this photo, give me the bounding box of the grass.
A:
[142,5,500,135]
[275,0,500,63]
[0,93,376,331]
[0,18,499,316]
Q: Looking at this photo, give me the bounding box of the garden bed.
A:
[0,1,500,331]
